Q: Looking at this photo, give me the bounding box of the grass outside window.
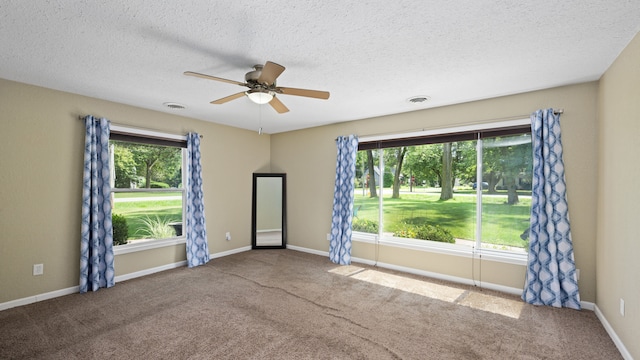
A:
[112,192,182,242]
[353,186,531,250]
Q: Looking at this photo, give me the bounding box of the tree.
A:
[452,141,477,185]
[113,145,137,188]
[482,135,532,204]
[112,141,182,188]
[366,150,377,198]
[440,143,453,200]
[403,144,442,188]
[391,147,407,198]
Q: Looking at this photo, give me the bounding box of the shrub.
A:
[150,181,170,188]
[393,223,455,243]
[383,172,393,187]
[112,214,129,245]
[352,218,378,234]
[136,215,175,239]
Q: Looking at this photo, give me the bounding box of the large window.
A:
[353,121,532,257]
[109,127,186,246]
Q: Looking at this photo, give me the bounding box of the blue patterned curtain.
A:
[522,109,581,309]
[330,135,359,265]
[80,115,115,293]
[185,133,210,268]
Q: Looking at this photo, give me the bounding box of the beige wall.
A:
[597,32,640,358]
[0,78,270,304]
[272,82,599,301]
[2,32,638,355]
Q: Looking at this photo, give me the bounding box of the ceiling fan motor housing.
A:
[245,65,275,89]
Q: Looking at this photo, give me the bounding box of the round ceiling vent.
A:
[406,96,431,104]
[163,102,186,110]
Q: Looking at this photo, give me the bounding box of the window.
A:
[109,126,187,247]
[353,120,532,258]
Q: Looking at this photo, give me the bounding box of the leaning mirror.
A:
[252,173,286,249]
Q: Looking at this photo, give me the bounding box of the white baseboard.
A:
[287,245,599,311]
[286,245,523,295]
[0,246,253,312]
[113,246,253,282]
[115,260,188,282]
[286,244,329,256]
[211,246,251,259]
[367,259,525,296]
[595,305,633,360]
[0,286,79,312]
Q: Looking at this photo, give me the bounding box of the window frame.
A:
[352,119,531,265]
[109,125,188,256]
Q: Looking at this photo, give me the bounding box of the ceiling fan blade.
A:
[258,61,285,85]
[184,71,246,86]
[278,87,330,100]
[210,92,246,104]
[269,96,289,114]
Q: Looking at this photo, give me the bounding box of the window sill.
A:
[113,237,186,256]
[352,232,527,266]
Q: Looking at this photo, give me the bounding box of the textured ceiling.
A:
[1,1,639,133]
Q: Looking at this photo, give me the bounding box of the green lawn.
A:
[112,193,182,240]
[114,191,182,198]
[354,189,531,249]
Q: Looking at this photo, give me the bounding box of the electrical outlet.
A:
[576,269,580,281]
[620,298,625,317]
[33,264,44,276]
[326,233,331,241]
[225,232,231,241]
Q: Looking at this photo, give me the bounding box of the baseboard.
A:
[580,301,595,311]
[0,286,79,312]
[115,260,188,282]
[286,244,329,257]
[0,246,253,312]
[362,259,525,296]
[287,245,599,311]
[595,305,633,360]
[211,246,252,259]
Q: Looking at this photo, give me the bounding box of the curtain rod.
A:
[78,115,203,138]
[335,109,564,141]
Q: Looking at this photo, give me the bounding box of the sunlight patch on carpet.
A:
[457,291,523,319]
[328,265,367,277]
[350,269,464,302]
[330,268,523,319]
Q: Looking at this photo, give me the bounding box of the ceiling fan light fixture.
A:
[246,89,274,104]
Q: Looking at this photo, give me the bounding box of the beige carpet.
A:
[0,250,621,359]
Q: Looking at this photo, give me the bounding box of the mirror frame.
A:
[252,173,287,249]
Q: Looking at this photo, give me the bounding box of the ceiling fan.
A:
[184,61,330,114]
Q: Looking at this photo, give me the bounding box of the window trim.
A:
[353,118,531,266]
[351,234,527,266]
[109,125,188,254]
[358,118,530,143]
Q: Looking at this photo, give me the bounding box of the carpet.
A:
[0,249,621,359]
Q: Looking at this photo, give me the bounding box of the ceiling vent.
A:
[163,102,186,110]
[407,96,431,104]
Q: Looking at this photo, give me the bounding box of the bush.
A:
[150,181,170,188]
[112,214,129,245]
[352,218,378,234]
[383,172,393,188]
[137,215,175,239]
[393,223,455,243]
